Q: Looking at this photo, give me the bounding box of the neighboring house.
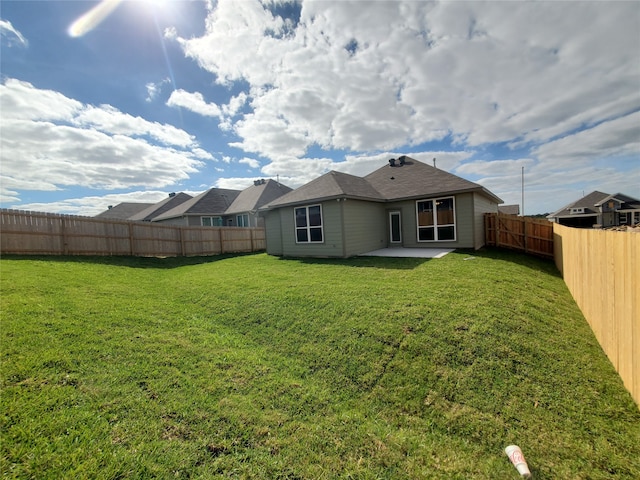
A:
[128,192,193,222]
[224,179,293,227]
[261,156,503,258]
[498,204,520,215]
[152,188,242,226]
[95,202,154,220]
[547,191,640,228]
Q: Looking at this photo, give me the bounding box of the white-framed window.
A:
[201,216,223,227]
[295,205,323,243]
[570,207,584,214]
[416,197,456,242]
[237,214,250,227]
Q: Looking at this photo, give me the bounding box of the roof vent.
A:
[108,205,113,209]
[399,156,406,166]
[169,192,176,197]
[389,158,396,167]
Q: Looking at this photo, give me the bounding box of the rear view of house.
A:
[262,156,503,258]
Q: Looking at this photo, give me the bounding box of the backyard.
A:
[1,250,639,479]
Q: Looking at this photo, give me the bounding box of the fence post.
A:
[61,216,69,255]
[129,222,135,256]
[180,227,186,257]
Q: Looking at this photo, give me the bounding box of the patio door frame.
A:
[389,211,402,244]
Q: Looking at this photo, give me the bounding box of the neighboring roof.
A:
[266,170,385,208]
[264,156,503,209]
[128,192,193,221]
[595,193,640,210]
[548,191,611,218]
[154,187,241,221]
[547,191,640,219]
[498,204,520,215]
[95,202,154,220]
[225,179,293,215]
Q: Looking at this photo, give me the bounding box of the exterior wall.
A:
[155,216,189,226]
[389,193,479,249]
[342,200,386,256]
[265,192,498,257]
[264,210,283,255]
[472,192,499,249]
[268,201,344,257]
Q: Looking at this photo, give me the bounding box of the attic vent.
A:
[108,205,113,209]
[389,158,396,167]
[169,192,176,197]
[253,179,266,186]
[570,207,584,214]
[399,156,406,166]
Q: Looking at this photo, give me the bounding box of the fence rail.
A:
[554,223,639,407]
[485,213,554,258]
[0,209,265,257]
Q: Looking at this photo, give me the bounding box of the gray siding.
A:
[388,193,476,249]
[271,201,344,257]
[472,192,499,249]
[265,192,500,257]
[265,210,283,255]
[342,200,386,256]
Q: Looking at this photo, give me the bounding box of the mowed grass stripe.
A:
[1,251,639,479]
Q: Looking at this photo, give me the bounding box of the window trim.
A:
[236,213,250,227]
[201,216,223,227]
[415,196,456,242]
[294,204,324,244]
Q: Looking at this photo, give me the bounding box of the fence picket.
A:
[0,209,265,257]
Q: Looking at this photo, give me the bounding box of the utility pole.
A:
[521,166,525,217]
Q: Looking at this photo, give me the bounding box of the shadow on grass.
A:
[0,252,261,269]
[276,255,432,270]
[459,247,561,277]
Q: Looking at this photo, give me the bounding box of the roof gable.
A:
[365,157,497,201]
[265,156,503,208]
[154,188,241,220]
[95,202,154,220]
[549,191,610,217]
[226,179,293,214]
[128,192,193,221]
[266,170,384,208]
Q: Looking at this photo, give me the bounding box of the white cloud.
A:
[174,0,639,167]
[0,19,28,47]
[239,157,261,169]
[167,89,222,117]
[0,78,207,196]
[14,190,171,217]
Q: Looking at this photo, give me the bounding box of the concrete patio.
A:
[358,247,455,258]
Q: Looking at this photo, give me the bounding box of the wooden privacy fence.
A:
[485,213,554,258]
[554,223,639,407]
[0,209,266,257]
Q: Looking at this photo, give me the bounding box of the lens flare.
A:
[68,0,123,38]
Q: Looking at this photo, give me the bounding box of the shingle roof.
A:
[265,170,385,208]
[128,192,193,221]
[95,202,154,220]
[264,157,502,209]
[548,191,610,217]
[365,157,501,202]
[225,179,293,214]
[154,188,241,220]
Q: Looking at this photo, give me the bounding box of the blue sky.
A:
[1,0,638,216]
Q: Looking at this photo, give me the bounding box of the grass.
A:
[1,250,639,479]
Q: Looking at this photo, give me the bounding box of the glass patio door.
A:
[389,211,402,243]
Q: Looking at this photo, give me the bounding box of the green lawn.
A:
[1,250,639,479]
